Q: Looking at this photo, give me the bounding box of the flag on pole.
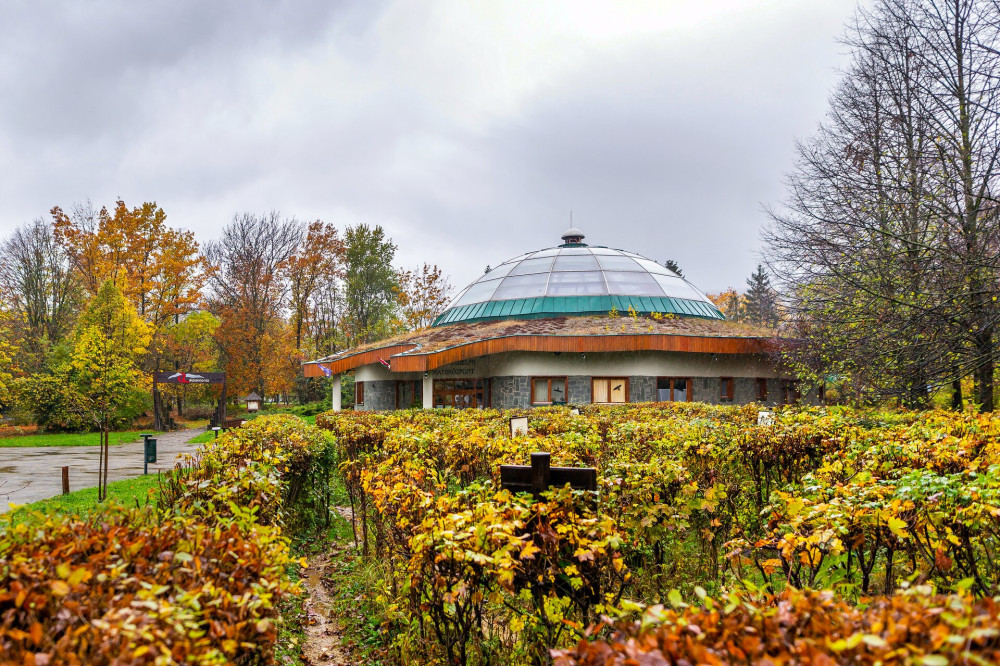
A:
[319,364,332,377]
[378,357,390,369]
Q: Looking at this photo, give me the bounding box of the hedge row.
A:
[552,587,1000,665]
[0,414,334,665]
[318,403,1000,664]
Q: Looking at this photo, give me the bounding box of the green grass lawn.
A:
[187,429,218,444]
[0,474,161,524]
[0,430,164,448]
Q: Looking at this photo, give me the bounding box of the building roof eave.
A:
[302,332,783,377]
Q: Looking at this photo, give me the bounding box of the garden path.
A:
[0,428,206,513]
[301,546,351,665]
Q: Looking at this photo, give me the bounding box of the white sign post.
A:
[757,410,774,426]
[510,416,529,437]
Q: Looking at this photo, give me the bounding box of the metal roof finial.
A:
[560,223,585,245]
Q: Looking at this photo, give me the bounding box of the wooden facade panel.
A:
[305,335,773,376]
[302,344,417,377]
[386,335,770,373]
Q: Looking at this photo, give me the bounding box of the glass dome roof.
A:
[433,230,724,326]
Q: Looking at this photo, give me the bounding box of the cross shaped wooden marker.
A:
[500,452,598,495]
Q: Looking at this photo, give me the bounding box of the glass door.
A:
[433,378,487,409]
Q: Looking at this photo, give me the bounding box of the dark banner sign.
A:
[153,371,226,385]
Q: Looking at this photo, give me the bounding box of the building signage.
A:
[434,359,479,377]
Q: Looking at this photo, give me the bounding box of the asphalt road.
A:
[0,429,206,512]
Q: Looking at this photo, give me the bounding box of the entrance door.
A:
[433,378,488,409]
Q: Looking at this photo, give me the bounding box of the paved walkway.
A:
[0,429,207,513]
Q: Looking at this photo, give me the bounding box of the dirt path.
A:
[300,508,355,665]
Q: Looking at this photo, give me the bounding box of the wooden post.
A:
[61,466,69,495]
[500,452,597,495]
[530,452,551,494]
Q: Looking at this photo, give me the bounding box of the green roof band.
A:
[433,295,725,326]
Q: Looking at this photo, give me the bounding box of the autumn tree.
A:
[206,212,302,398]
[51,200,209,371]
[284,220,344,349]
[342,224,401,345]
[707,288,744,323]
[397,263,454,329]
[161,311,221,413]
[0,310,16,416]
[309,270,347,356]
[69,280,151,500]
[0,219,81,372]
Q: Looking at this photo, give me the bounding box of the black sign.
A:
[500,452,597,495]
[153,371,227,385]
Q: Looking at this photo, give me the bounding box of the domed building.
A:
[304,229,805,410]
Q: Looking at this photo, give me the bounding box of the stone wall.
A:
[691,377,717,404]
[492,376,530,409]
[568,376,591,405]
[359,374,814,411]
[356,380,396,411]
[628,376,656,402]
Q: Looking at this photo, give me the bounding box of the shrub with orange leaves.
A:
[0,414,332,665]
[552,586,1000,665]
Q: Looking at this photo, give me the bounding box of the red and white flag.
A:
[378,357,390,369]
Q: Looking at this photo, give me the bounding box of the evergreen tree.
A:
[663,259,683,277]
[743,264,779,328]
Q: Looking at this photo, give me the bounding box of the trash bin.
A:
[144,438,157,464]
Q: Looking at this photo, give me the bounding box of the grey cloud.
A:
[0,0,859,297]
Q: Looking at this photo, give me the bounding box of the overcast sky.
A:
[0,0,860,295]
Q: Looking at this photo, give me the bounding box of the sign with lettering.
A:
[434,359,482,377]
[153,371,227,385]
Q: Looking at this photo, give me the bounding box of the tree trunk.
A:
[952,365,964,410]
[97,429,105,502]
[102,428,110,500]
[975,330,995,412]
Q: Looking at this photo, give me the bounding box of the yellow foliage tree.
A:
[51,200,208,369]
[70,280,151,499]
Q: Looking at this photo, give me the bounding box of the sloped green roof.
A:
[434,294,722,326]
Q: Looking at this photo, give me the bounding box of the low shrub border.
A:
[0,414,335,664]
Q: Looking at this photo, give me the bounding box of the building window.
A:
[592,377,628,404]
[781,380,801,405]
[720,377,735,402]
[395,380,422,409]
[656,377,691,402]
[433,378,487,409]
[355,380,365,405]
[531,377,567,405]
[756,378,768,402]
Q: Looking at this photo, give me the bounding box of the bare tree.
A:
[205,212,303,396]
[0,219,81,372]
[764,0,1000,407]
[904,0,1000,410]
